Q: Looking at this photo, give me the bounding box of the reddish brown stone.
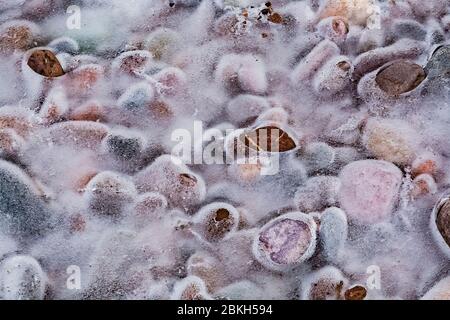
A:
[242,126,297,153]
[27,49,65,78]
[344,285,367,300]
[205,208,234,242]
[0,25,35,55]
[375,60,426,96]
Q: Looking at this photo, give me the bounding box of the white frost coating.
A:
[134,155,206,210]
[300,265,348,300]
[294,176,341,212]
[291,40,340,85]
[117,81,156,110]
[192,202,240,242]
[215,280,265,300]
[39,86,69,124]
[84,171,137,216]
[215,53,267,94]
[0,255,47,300]
[313,56,353,96]
[0,234,17,258]
[226,95,270,126]
[319,207,348,262]
[170,275,212,300]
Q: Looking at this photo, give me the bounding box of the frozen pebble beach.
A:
[0,0,449,300]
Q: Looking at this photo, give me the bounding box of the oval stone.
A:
[375,60,426,96]
[0,160,51,238]
[339,160,403,224]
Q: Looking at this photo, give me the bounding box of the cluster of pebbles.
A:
[0,0,449,300]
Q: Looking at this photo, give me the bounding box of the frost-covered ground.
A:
[0,0,449,300]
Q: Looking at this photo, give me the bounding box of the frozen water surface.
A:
[0,0,449,300]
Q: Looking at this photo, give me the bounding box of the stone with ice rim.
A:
[253,212,317,272]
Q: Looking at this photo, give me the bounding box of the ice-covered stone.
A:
[0,20,40,55]
[362,118,419,166]
[319,207,348,262]
[300,266,348,300]
[339,160,403,224]
[430,193,450,258]
[215,53,268,95]
[134,155,206,211]
[0,255,47,300]
[0,160,51,238]
[253,212,317,271]
[294,176,341,212]
[192,202,240,243]
[84,171,137,216]
[170,276,212,300]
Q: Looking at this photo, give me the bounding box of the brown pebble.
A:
[27,49,65,78]
[70,213,87,233]
[148,100,173,120]
[337,60,351,71]
[0,24,35,55]
[63,64,104,98]
[205,208,234,242]
[243,126,297,153]
[180,283,205,300]
[0,113,35,137]
[309,279,344,300]
[70,102,105,122]
[179,173,197,187]
[268,13,283,24]
[332,17,349,36]
[344,285,367,300]
[375,60,426,96]
[120,54,149,75]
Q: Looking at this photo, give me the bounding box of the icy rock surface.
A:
[0,0,448,300]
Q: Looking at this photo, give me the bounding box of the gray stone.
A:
[0,160,51,239]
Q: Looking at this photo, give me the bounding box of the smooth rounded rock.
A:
[0,160,51,238]
[339,160,403,224]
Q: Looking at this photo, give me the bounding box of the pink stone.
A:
[338,160,403,224]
